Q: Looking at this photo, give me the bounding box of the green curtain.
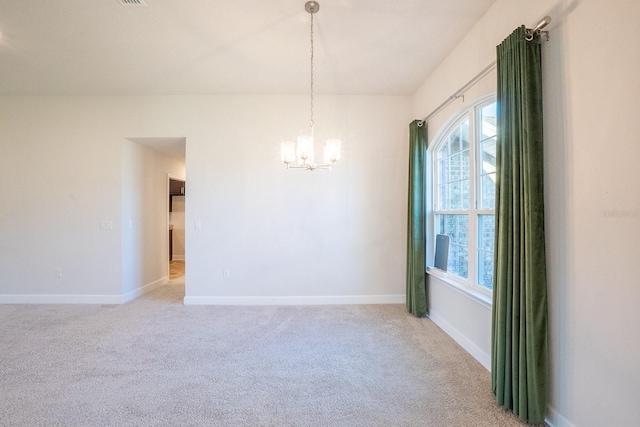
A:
[406,120,427,317]
[491,26,548,424]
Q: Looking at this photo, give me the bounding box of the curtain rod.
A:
[417,60,496,127]
[417,16,551,127]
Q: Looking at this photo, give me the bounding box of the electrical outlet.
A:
[55,268,63,278]
[100,220,113,230]
[223,269,231,279]
[194,220,202,230]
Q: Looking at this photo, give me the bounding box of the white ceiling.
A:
[0,0,496,96]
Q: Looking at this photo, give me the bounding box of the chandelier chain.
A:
[310,9,315,133]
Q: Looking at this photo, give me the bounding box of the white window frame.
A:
[426,94,496,303]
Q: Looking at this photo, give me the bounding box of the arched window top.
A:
[429,94,496,154]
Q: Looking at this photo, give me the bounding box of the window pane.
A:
[438,150,470,211]
[478,214,495,250]
[462,179,470,210]
[450,244,469,279]
[460,119,470,150]
[482,137,496,173]
[450,127,461,153]
[480,136,496,210]
[477,214,495,290]
[438,141,449,159]
[460,149,470,180]
[438,184,447,210]
[481,103,497,141]
[477,249,494,290]
[436,118,471,211]
[448,181,471,210]
[481,174,496,209]
[450,152,463,182]
[449,182,461,209]
[438,158,449,184]
[435,214,468,279]
[456,215,469,245]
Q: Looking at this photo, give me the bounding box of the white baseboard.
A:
[184,294,405,306]
[0,294,124,304]
[427,309,491,371]
[545,405,575,427]
[121,276,169,303]
[0,276,169,305]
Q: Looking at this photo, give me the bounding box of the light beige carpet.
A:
[0,280,526,426]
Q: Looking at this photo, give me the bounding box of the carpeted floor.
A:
[0,278,526,426]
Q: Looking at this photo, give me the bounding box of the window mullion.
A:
[468,109,478,289]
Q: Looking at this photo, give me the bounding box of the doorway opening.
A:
[124,136,186,303]
[168,177,186,282]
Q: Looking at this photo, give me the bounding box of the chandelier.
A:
[280,1,341,171]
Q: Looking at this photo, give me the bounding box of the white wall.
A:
[0,98,123,302]
[0,95,411,305]
[121,140,185,300]
[184,95,410,304]
[413,0,640,426]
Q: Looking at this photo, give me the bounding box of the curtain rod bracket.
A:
[525,16,551,41]
[526,29,550,42]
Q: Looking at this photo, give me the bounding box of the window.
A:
[430,97,496,293]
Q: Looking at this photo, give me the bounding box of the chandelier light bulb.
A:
[296,135,314,166]
[324,139,341,164]
[281,141,296,164]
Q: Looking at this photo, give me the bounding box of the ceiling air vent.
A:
[119,0,147,6]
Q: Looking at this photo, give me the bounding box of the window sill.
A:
[426,267,492,309]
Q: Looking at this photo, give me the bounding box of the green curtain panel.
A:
[491,26,549,424]
[406,120,427,317]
